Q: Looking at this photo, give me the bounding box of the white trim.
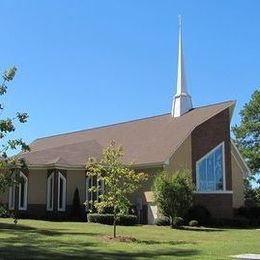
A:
[231,140,251,177]
[27,161,164,170]
[90,176,93,210]
[18,172,28,211]
[85,176,89,211]
[223,143,226,190]
[57,172,66,212]
[97,178,104,202]
[231,151,247,179]
[8,182,15,210]
[101,179,105,195]
[85,176,105,211]
[196,142,226,192]
[46,172,54,211]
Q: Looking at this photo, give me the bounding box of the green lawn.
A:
[0,218,259,259]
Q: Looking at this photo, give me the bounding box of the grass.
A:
[0,218,259,259]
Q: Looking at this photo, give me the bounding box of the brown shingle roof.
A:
[21,101,235,168]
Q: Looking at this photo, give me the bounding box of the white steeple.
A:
[171,16,193,117]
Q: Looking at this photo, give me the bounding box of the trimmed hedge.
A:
[172,217,184,228]
[155,217,170,226]
[87,213,137,226]
[189,220,199,227]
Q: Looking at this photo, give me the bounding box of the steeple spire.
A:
[171,16,193,117]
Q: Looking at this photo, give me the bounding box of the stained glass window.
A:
[196,143,225,192]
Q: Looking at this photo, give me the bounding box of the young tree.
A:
[0,67,29,199]
[85,141,147,238]
[153,170,195,228]
[232,89,260,177]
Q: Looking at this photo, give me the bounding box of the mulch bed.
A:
[98,235,137,242]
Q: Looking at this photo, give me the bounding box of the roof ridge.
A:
[193,100,235,110]
[32,100,235,144]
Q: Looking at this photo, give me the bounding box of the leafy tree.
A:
[232,90,260,177]
[0,67,29,200]
[244,179,260,207]
[85,141,147,238]
[153,170,195,228]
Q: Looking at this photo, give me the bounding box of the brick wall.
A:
[191,108,233,218]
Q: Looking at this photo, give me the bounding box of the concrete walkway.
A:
[231,254,260,259]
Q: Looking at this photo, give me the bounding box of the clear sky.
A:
[0,0,259,147]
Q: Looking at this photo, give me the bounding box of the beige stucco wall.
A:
[28,169,47,204]
[130,136,192,206]
[231,154,245,208]
[165,135,192,173]
[66,170,86,206]
[129,167,162,205]
[27,169,85,206]
[0,169,48,206]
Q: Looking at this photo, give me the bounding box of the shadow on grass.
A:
[136,239,197,246]
[0,223,97,237]
[0,244,200,260]
[0,222,200,259]
[178,226,225,232]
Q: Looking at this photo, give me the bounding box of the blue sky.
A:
[0,0,259,146]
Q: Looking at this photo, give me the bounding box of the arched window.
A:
[58,172,66,212]
[97,178,105,203]
[47,172,54,211]
[85,175,104,211]
[8,175,15,210]
[196,142,226,192]
[18,172,28,210]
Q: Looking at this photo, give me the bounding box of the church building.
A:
[1,20,249,224]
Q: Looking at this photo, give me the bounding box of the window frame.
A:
[196,142,227,193]
[85,175,104,211]
[46,172,55,211]
[8,176,16,210]
[18,172,28,211]
[57,172,66,212]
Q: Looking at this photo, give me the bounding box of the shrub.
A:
[237,206,260,220]
[211,217,250,228]
[186,205,211,225]
[153,170,195,228]
[87,213,137,226]
[155,217,170,226]
[189,220,199,227]
[119,215,137,226]
[172,217,184,228]
[0,206,8,218]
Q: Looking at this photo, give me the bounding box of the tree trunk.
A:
[113,209,117,238]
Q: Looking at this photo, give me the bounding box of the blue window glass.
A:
[197,144,224,192]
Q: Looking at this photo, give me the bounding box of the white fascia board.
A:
[231,140,251,177]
